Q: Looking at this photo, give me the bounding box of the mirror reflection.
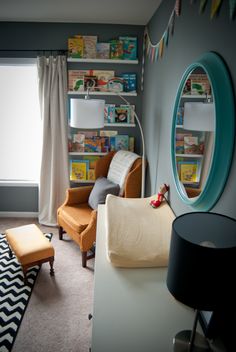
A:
[174,67,215,199]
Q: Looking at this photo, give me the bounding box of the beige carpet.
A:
[0,218,94,352]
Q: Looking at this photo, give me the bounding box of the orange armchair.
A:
[57,151,142,267]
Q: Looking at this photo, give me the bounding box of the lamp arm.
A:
[115,93,146,198]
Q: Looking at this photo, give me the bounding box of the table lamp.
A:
[166,212,236,351]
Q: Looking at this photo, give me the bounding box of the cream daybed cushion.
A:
[105,194,175,267]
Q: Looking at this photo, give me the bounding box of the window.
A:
[0,59,42,184]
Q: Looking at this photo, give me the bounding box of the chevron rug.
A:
[0,232,52,352]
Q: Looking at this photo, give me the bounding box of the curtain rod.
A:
[0,49,68,52]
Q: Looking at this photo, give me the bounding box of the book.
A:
[68,70,91,91]
[110,135,129,151]
[107,77,124,92]
[84,137,102,152]
[184,136,199,154]
[71,133,85,152]
[114,106,130,123]
[87,169,96,181]
[83,35,97,59]
[72,77,84,91]
[96,43,110,59]
[175,132,192,141]
[104,104,116,123]
[129,136,135,152]
[190,73,211,95]
[110,40,123,59]
[84,75,98,91]
[70,160,89,181]
[99,130,118,137]
[121,73,137,92]
[93,70,115,91]
[119,36,137,60]
[68,36,84,58]
[179,161,201,184]
[176,107,184,125]
[176,140,184,154]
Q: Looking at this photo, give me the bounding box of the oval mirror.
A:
[171,52,235,211]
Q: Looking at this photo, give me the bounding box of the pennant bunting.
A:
[164,28,169,47]
[170,11,176,35]
[175,0,181,16]
[154,46,159,61]
[210,0,222,19]
[199,0,208,13]
[151,47,155,62]
[229,0,236,20]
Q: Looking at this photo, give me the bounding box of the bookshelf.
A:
[67,38,139,184]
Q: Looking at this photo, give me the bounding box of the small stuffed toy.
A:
[150,183,169,208]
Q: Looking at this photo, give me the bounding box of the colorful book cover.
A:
[129,136,135,152]
[84,75,98,91]
[175,132,192,141]
[115,135,129,151]
[179,161,200,184]
[176,140,184,154]
[120,104,135,124]
[68,70,91,91]
[110,40,123,59]
[176,107,184,125]
[70,160,89,181]
[83,36,97,59]
[107,77,124,92]
[119,36,137,60]
[93,70,115,91]
[121,73,137,92]
[72,133,85,152]
[72,77,84,91]
[184,136,199,154]
[190,73,211,95]
[68,37,84,58]
[104,104,116,123]
[84,137,102,152]
[96,43,110,59]
[99,130,118,137]
[114,106,130,123]
[87,169,96,181]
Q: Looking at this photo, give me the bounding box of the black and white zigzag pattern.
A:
[0,232,52,352]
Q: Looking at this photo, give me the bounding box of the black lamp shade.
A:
[167,212,236,311]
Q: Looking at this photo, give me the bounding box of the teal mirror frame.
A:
[171,52,235,211]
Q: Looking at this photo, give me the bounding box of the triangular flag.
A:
[210,0,222,19]
[164,28,169,47]
[229,0,236,20]
[175,0,181,16]
[154,46,159,61]
[170,11,176,36]
[199,0,208,13]
[159,37,164,58]
[151,47,155,62]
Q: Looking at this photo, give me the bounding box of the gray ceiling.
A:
[0,0,162,25]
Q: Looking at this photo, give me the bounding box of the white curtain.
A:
[37,55,69,226]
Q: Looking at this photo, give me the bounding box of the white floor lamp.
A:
[70,89,146,198]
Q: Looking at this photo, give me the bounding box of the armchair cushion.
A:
[88,177,120,210]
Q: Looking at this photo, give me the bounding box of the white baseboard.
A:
[0,212,38,218]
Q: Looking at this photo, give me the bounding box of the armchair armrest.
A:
[63,186,93,206]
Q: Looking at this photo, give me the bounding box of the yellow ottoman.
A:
[6,224,55,284]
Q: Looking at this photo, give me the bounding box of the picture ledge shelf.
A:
[67,58,138,64]
[67,91,137,96]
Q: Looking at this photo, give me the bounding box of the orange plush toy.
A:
[150,183,169,208]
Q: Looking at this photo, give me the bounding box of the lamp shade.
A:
[183,102,215,131]
[167,212,236,311]
[70,98,105,129]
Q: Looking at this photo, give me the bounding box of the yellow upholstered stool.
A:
[6,224,55,284]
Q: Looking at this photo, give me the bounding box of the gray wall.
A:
[143,0,236,219]
[0,22,144,212]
